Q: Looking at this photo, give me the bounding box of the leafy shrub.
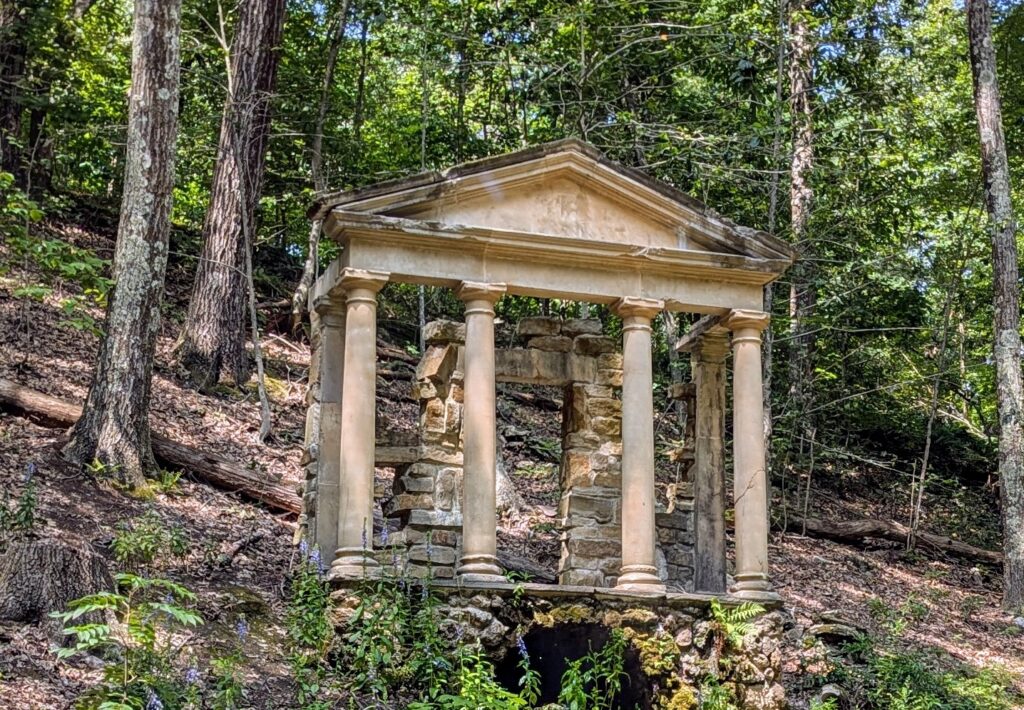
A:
[51,573,203,709]
[556,629,627,710]
[111,509,189,571]
[0,463,39,547]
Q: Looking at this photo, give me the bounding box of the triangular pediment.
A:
[312,139,795,263]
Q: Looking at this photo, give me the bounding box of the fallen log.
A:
[783,515,1002,565]
[0,378,301,515]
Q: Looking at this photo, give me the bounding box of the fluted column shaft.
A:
[614,297,665,591]
[457,281,507,582]
[330,269,388,579]
[726,309,776,599]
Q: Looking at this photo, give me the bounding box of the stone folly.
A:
[302,139,793,600]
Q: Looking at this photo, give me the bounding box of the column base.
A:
[329,547,380,580]
[615,564,665,592]
[457,553,503,583]
[731,573,779,602]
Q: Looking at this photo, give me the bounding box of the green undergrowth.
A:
[807,595,1023,710]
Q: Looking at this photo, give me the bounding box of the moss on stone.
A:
[659,684,697,710]
[534,603,594,627]
[624,628,681,677]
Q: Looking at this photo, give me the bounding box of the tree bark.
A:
[290,0,351,336]
[967,0,1024,611]
[0,539,112,625]
[178,0,286,390]
[0,2,27,177]
[62,0,182,489]
[786,0,817,436]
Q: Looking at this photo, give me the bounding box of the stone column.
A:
[330,269,389,579]
[456,281,507,583]
[725,309,776,599]
[614,297,665,591]
[313,299,345,559]
[690,328,729,593]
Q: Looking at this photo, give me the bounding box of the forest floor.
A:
[1,216,1022,708]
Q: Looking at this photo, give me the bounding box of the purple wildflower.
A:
[516,635,529,661]
[309,546,324,574]
[184,667,200,685]
[23,462,35,483]
[425,535,433,562]
[235,617,249,642]
[420,584,428,602]
[361,524,368,550]
[145,689,163,710]
[299,539,308,556]
[164,592,174,605]
[381,525,389,546]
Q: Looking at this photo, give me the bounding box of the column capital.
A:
[339,268,389,294]
[613,297,664,320]
[312,295,346,325]
[457,281,507,303]
[691,327,731,362]
[724,309,770,332]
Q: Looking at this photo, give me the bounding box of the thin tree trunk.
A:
[787,0,817,452]
[62,0,182,489]
[908,275,958,548]
[290,0,351,336]
[967,0,1024,612]
[763,0,787,514]
[177,0,285,390]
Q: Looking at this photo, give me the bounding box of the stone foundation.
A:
[331,580,785,709]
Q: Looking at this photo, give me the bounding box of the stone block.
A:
[518,316,562,336]
[408,544,457,565]
[435,467,463,511]
[423,320,465,345]
[422,399,447,433]
[596,369,623,387]
[419,446,463,466]
[560,569,605,586]
[412,380,440,400]
[573,334,617,356]
[562,318,603,337]
[656,510,691,531]
[396,474,435,494]
[565,538,621,559]
[586,398,621,418]
[496,349,572,386]
[564,431,602,449]
[597,353,623,370]
[582,384,613,398]
[405,509,463,529]
[444,399,462,434]
[385,493,434,515]
[529,335,573,352]
[400,528,458,547]
[406,563,455,579]
[417,344,458,383]
[591,416,621,437]
[562,490,617,524]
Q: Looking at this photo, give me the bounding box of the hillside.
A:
[1,213,1022,709]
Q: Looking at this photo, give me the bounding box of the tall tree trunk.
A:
[290,0,351,336]
[62,0,182,489]
[178,0,286,390]
[967,0,1024,612]
[787,0,817,441]
[0,3,27,178]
